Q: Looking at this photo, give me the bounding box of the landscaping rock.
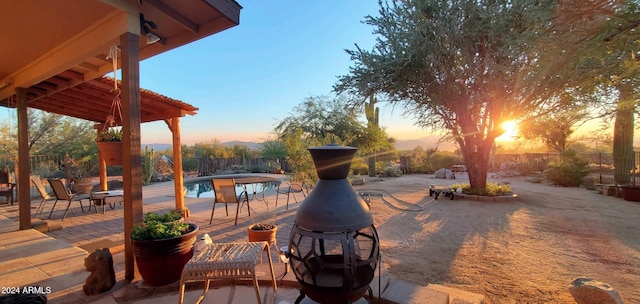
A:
[569,277,623,304]
[83,248,116,295]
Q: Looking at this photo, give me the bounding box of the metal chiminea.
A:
[288,144,379,304]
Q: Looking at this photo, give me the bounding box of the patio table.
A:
[90,190,124,213]
[178,241,277,304]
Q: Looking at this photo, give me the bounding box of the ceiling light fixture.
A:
[140,13,160,44]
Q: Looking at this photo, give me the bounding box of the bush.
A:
[544,149,590,187]
[451,182,512,197]
[379,163,402,177]
[350,158,369,175]
[131,211,188,241]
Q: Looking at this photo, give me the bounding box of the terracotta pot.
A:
[97,141,122,165]
[619,184,640,202]
[132,223,199,286]
[247,224,277,244]
[74,179,93,194]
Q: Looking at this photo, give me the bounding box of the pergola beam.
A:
[0,11,133,101]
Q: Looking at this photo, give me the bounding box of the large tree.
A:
[335,0,603,191]
[0,109,94,157]
[274,95,395,181]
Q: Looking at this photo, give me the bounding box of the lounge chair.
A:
[47,178,90,220]
[275,181,306,210]
[209,178,249,226]
[0,166,15,205]
[31,176,57,216]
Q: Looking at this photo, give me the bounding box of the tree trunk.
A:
[613,82,635,187]
[459,137,491,192]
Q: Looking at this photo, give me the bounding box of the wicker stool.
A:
[178,241,277,304]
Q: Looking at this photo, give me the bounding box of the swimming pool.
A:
[184,179,279,199]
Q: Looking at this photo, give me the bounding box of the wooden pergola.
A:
[0,0,242,281]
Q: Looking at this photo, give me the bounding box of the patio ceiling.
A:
[18,76,199,125]
[0,0,241,122]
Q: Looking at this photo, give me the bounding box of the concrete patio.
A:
[0,174,484,304]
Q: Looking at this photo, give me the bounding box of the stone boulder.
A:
[569,277,623,304]
[434,168,455,179]
[83,248,116,295]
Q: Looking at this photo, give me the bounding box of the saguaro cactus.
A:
[365,94,379,177]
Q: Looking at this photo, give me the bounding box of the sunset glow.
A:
[497,120,518,141]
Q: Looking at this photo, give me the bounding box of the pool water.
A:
[184,180,279,199]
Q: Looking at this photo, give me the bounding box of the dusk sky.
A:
[135,0,433,145]
[0,1,617,147]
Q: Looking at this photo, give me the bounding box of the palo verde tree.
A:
[335,0,599,191]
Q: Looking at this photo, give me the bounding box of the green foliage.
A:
[0,109,96,161]
[97,128,123,142]
[378,163,402,177]
[518,107,588,152]
[350,157,369,175]
[274,95,396,182]
[143,210,182,223]
[545,149,590,187]
[281,129,321,184]
[425,151,463,173]
[142,146,154,185]
[261,140,287,160]
[274,95,366,145]
[182,158,198,172]
[451,182,512,197]
[333,0,597,191]
[194,139,234,158]
[131,211,189,241]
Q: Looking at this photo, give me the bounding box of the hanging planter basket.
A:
[98,141,123,166]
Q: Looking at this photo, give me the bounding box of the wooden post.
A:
[168,117,188,217]
[16,88,31,230]
[121,31,143,282]
[97,129,108,191]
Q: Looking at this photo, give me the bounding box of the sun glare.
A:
[497,120,518,141]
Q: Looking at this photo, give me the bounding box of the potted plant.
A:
[618,169,640,201]
[247,208,278,249]
[65,155,94,194]
[247,223,277,243]
[97,128,123,165]
[131,210,198,286]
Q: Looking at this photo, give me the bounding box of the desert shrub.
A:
[351,157,369,175]
[517,161,538,176]
[425,151,463,173]
[544,149,590,187]
[182,158,198,172]
[379,163,402,177]
[451,182,512,197]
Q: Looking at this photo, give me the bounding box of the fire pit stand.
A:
[287,144,380,304]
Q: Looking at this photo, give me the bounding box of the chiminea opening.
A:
[288,144,380,304]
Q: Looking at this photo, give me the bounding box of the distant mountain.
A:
[141,141,264,151]
[394,135,457,151]
[144,138,456,152]
[143,143,172,152]
[222,141,263,150]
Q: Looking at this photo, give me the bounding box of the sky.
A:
[0,1,620,147]
[135,0,433,145]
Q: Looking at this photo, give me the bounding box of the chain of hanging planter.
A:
[97,46,124,165]
[106,46,122,130]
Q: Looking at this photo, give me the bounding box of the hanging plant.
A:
[97,128,123,142]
